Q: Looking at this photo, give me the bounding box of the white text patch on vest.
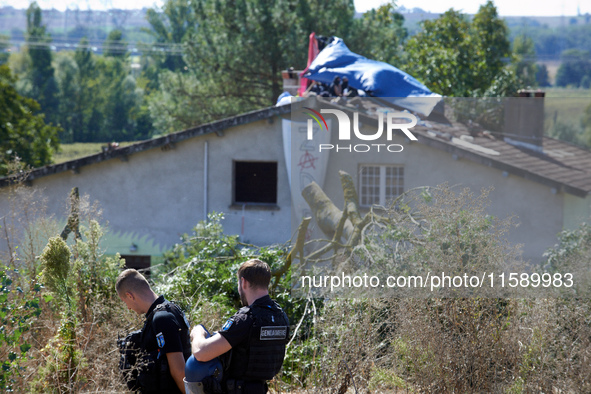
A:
[260,326,287,340]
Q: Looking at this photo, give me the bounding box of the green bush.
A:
[31,221,126,393]
[0,265,42,391]
[157,213,294,325]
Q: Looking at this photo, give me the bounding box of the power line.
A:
[0,37,187,56]
[1,37,567,61]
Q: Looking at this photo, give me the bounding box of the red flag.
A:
[298,32,319,96]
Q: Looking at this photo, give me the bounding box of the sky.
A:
[0,0,589,16]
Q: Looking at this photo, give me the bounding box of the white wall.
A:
[1,115,585,264]
[563,194,591,231]
[316,130,565,264]
[0,117,292,258]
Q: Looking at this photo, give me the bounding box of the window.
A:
[359,165,404,207]
[234,161,278,204]
[120,255,152,276]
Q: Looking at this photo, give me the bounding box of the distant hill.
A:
[1,5,590,61]
[397,6,441,36]
[0,6,153,46]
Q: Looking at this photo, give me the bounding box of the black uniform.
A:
[135,296,192,393]
[218,295,289,394]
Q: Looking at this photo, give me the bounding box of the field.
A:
[544,87,591,98]
[54,142,135,164]
[542,88,591,143]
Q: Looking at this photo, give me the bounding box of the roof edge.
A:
[417,133,589,198]
[0,105,292,188]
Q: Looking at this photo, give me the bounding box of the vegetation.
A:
[149,0,365,132]
[1,1,591,391]
[404,1,518,97]
[0,64,60,175]
[53,142,134,164]
[555,49,591,88]
[1,177,132,392]
[509,19,591,60]
[0,165,590,392]
[156,212,298,332]
[544,97,591,148]
[24,2,58,125]
[3,0,591,160]
[0,266,42,391]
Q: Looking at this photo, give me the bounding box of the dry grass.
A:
[282,184,591,393]
[17,295,140,393]
[2,175,589,393]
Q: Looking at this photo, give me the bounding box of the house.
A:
[1,91,590,267]
[0,106,293,268]
[292,93,591,265]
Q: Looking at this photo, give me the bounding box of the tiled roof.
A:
[413,120,591,197]
[2,99,590,198]
[320,96,591,198]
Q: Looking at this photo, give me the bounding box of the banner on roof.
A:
[303,37,441,115]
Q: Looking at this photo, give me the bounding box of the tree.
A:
[95,56,138,141]
[471,1,511,89]
[103,29,127,58]
[139,0,197,95]
[185,0,305,106]
[405,1,517,96]
[54,53,79,142]
[149,0,304,131]
[25,2,58,122]
[348,2,407,66]
[144,0,196,73]
[148,0,360,133]
[72,38,103,142]
[0,35,9,65]
[512,34,537,87]
[51,35,153,143]
[0,65,60,175]
[536,63,551,87]
[404,9,474,96]
[555,49,591,87]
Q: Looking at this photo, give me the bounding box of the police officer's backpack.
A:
[117,301,191,392]
[117,329,143,390]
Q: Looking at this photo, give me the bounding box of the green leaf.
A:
[20,343,31,354]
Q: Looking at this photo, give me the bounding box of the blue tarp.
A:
[303,38,441,115]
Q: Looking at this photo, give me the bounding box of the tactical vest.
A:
[137,300,192,393]
[225,301,289,382]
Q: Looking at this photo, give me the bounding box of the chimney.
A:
[503,90,545,152]
[281,68,302,96]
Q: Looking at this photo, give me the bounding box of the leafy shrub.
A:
[157,213,294,327]
[34,237,82,392]
[30,221,128,393]
[72,220,125,321]
[0,265,42,391]
[40,237,73,307]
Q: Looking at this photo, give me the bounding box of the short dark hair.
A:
[237,259,271,289]
[116,268,151,295]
